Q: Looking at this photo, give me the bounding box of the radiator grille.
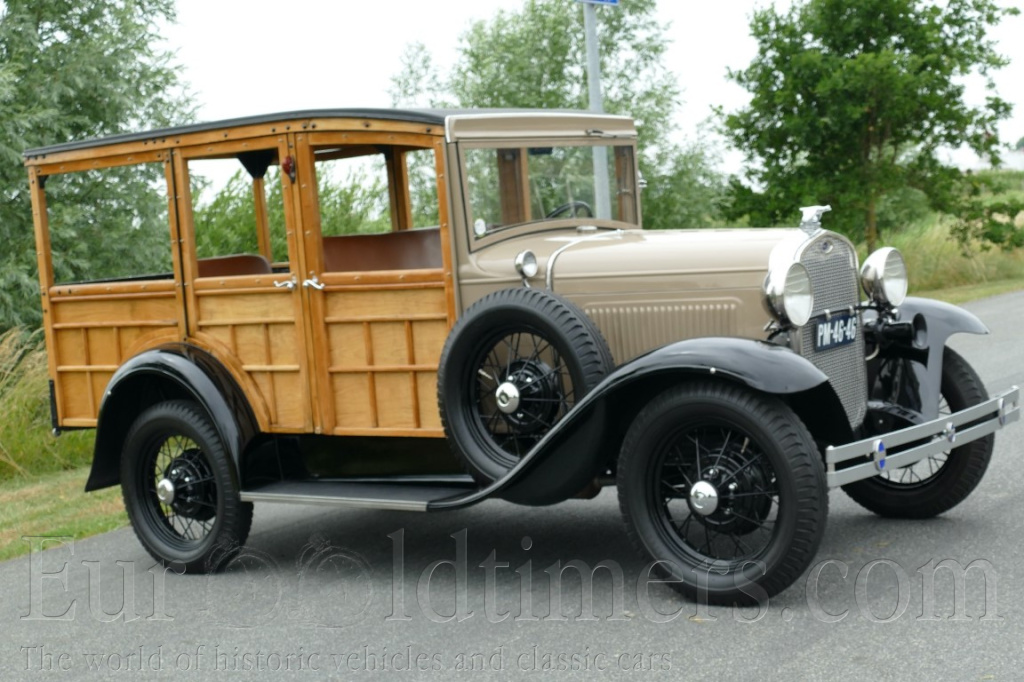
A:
[585,301,738,365]
[798,234,867,427]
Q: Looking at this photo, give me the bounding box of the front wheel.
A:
[617,382,828,604]
[120,400,252,572]
[842,347,994,518]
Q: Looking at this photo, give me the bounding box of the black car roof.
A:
[23,108,474,157]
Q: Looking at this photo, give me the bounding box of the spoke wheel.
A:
[439,288,613,484]
[657,425,779,565]
[876,391,953,487]
[843,347,994,518]
[618,382,827,604]
[473,331,574,459]
[121,400,252,572]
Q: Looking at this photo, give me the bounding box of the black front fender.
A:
[86,345,259,492]
[872,297,989,420]
[430,337,842,508]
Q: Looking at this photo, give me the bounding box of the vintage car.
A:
[24,109,1019,603]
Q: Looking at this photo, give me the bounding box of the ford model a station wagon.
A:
[25,109,1019,602]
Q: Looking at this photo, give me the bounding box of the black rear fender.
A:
[86,345,259,492]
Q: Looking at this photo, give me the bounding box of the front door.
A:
[292,130,455,437]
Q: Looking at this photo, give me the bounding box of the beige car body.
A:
[25,108,795,437]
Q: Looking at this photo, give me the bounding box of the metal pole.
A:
[583,2,611,220]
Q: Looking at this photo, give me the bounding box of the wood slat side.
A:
[195,288,308,431]
[322,285,447,434]
[330,427,446,438]
[48,289,181,424]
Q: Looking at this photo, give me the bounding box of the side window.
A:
[315,144,442,273]
[313,148,392,237]
[45,162,172,284]
[188,150,288,277]
[406,148,440,229]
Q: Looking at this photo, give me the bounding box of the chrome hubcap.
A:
[495,381,521,414]
[156,478,176,505]
[689,480,719,516]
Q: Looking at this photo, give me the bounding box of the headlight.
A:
[763,262,814,327]
[861,247,908,307]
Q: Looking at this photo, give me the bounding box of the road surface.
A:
[1,291,1022,680]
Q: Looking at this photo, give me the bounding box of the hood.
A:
[470,227,797,293]
[544,228,795,291]
[466,227,801,363]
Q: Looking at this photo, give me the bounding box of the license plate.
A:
[814,313,858,351]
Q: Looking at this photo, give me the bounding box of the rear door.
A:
[173,135,314,432]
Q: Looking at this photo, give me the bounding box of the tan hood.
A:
[544,228,794,293]
[463,227,800,364]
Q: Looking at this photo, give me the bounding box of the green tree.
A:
[722,0,1019,251]
[191,162,396,260]
[0,0,193,330]
[390,0,725,229]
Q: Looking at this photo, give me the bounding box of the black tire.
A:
[120,400,253,572]
[842,347,994,518]
[617,382,828,604]
[438,288,613,483]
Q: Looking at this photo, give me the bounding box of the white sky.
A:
[163,0,1024,173]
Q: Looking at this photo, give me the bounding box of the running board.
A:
[240,476,479,512]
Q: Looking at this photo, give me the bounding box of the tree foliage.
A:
[0,0,193,330]
[722,0,1020,250]
[191,165,395,260]
[390,0,725,229]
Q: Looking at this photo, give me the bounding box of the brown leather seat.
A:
[323,228,442,272]
[197,253,273,278]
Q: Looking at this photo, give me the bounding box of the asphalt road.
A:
[1,291,1022,681]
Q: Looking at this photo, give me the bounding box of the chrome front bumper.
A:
[825,386,1020,487]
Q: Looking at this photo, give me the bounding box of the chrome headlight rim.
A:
[514,250,538,278]
[763,261,814,327]
[861,247,908,308]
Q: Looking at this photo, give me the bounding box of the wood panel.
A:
[25,119,440,168]
[320,282,447,436]
[194,285,308,431]
[48,281,179,425]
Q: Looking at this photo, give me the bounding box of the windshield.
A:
[462,143,638,239]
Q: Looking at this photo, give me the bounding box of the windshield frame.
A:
[457,137,639,252]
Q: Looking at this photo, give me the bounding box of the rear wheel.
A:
[842,347,994,518]
[617,382,827,604]
[120,400,252,572]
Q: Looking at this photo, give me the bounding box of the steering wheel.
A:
[545,201,593,219]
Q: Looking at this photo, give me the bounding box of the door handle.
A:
[273,276,297,290]
[302,276,325,291]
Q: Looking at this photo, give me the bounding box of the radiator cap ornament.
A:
[799,205,832,235]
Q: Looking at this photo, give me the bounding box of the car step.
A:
[239,475,479,512]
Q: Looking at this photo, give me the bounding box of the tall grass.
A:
[0,329,93,482]
[880,215,1024,294]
